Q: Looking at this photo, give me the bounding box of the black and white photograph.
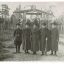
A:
[0,1,64,61]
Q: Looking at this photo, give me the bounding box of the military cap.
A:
[34,19,39,26]
[51,21,58,25]
[25,20,31,26]
[16,22,20,26]
[41,22,47,26]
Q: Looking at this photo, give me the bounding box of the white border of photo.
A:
[0,0,64,64]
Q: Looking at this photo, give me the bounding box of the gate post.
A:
[23,12,26,29]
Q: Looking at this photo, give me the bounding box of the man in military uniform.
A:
[40,22,49,55]
[50,21,59,55]
[46,23,52,52]
[31,18,40,54]
[22,19,31,53]
[14,23,22,53]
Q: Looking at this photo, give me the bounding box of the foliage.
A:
[0,18,4,24]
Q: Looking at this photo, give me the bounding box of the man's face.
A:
[52,24,56,28]
[41,25,45,28]
[26,25,29,28]
[17,25,20,29]
[33,24,36,28]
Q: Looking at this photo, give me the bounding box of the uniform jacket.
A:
[14,28,22,45]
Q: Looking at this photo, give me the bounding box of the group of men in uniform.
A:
[14,18,59,55]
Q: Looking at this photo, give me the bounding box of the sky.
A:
[0,2,64,18]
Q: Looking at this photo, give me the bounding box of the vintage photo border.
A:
[0,0,64,64]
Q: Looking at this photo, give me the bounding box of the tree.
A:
[2,4,9,16]
[1,4,10,29]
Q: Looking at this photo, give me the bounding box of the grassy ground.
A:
[0,28,14,60]
[0,29,14,41]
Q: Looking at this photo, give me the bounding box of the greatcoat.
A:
[40,27,48,51]
[47,29,51,51]
[31,26,40,52]
[22,27,31,50]
[51,27,59,51]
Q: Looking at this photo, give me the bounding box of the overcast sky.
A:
[0,2,64,18]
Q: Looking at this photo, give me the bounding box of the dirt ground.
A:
[2,37,64,61]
